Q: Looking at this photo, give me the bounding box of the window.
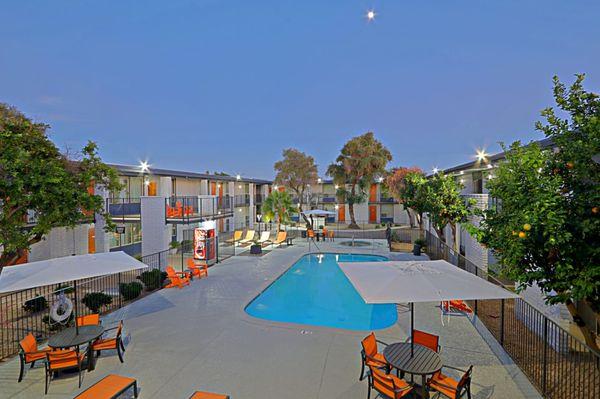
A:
[109,223,142,249]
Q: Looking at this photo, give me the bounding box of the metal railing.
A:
[166,196,233,223]
[234,194,250,207]
[423,230,600,399]
[106,197,142,222]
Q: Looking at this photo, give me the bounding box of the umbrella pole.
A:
[410,302,414,357]
[74,280,79,335]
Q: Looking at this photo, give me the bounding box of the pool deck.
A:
[0,239,541,398]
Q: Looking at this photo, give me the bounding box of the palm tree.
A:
[261,190,294,231]
[327,132,392,229]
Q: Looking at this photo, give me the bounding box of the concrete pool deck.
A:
[0,240,541,398]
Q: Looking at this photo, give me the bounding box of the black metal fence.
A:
[424,230,600,399]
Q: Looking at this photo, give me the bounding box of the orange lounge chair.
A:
[411,329,441,353]
[187,258,208,279]
[189,391,230,399]
[269,231,287,247]
[442,300,473,314]
[92,321,125,363]
[77,313,100,327]
[368,365,413,399]
[74,374,138,398]
[165,266,191,288]
[18,333,52,382]
[427,365,473,399]
[360,332,388,381]
[45,349,85,394]
[225,230,243,244]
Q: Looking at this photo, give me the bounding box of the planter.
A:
[250,244,262,255]
[412,244,422,256]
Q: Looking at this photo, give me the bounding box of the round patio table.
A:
[48,325,105,371]
[383,342,442,399]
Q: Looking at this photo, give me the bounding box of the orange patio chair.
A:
[74,374,138,398]
[165,266,190,288]
[427,365,473,399]
[360,332,388,381]
[322,227,328,241]
[18,333,52,382]
[442,300,473,314]
[189,391,230,399]
[367,365,413,399]
[328,230,335,241]
[45,349,85,394]
[77,313,100,327]
[187,258,208,279]
[92,321,125,363]
[307,229,315,240]
[412,329,441,353]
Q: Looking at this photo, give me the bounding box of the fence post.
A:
[118,272,122,308]
[216,236,220,263]
[474,268,478,315]
[542,317,548,395]
[500,299,505,346]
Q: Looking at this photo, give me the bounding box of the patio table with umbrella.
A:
[0,251,147,371]
[338,259,518,398]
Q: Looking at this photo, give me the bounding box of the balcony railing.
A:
[255,194,263,204]
[234,194,250,207]
[166,196,233,223]
[107,198,142,221]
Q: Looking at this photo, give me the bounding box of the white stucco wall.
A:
[28,225,90,262]
[141,196,170,256]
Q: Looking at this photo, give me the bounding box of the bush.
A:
[119,282,143,301]
[414,238,427,247]
[82,292,113,313]
[137,269,167,290]
[23,295,48,312]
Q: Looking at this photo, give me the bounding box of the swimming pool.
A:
[245,253,397,330]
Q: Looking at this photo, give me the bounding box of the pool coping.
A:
[239,250,403,336]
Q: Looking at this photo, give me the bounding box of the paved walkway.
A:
[0,240,540,398]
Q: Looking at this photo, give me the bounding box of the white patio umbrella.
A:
[338,260,518,356]
[302,209,336,216]
[0,251,147,334]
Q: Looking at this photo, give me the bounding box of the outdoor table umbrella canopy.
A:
[338,260,518,355]
[0,251,148,334]
[302,209,336,216]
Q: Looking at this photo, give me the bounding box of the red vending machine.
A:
[194,221,216,264]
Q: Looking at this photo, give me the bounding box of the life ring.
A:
[49,294,73,324]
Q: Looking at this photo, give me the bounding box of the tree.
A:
[468,74,600,351]
[273,148,318,227]
[327,132,392,229]
[424,172,473,249]
[261,190,294,232]
[0,104,122,267]
[386,167,426,227]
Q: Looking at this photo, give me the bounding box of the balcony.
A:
[254,194,263,204]
[234,194,250,207]
[368,196,397,204]
[107,198,142,222]
[166,195,233,224]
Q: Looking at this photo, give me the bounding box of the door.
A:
[369,184,378,202]
[369,205,377,223]
[88,227,96,253]
[148,181,157,196]
[338,205,345,222]
[210,182,217,195]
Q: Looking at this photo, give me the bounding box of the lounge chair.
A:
[410,329,441,353]
[269,231,287,247]
[187,258,208,279]
[367,365,413,399]
[257,231,271,246]
[442,300,472,314]
[238,230,255,245]
[225,230,243,244]
[189,391,230,399]
[77,314,100,327]
[74,374,138,398]
[45,349,85,394]
[92,321,125,363]
[18,333,52,382]
[360,332,388,381]
[427,365,473,399]
[165,266,190,288]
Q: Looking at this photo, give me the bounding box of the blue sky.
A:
[1,1,599,178]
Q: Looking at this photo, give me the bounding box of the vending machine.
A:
[194,221,216,264]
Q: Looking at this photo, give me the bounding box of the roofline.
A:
[108,163,273,185]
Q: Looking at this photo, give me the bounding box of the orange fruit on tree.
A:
[566,162,574,169]
[592,207,599,214]
[518,231,527,239]
[523,223,531,231]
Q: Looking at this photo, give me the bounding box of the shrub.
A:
[23,295,48,312]
[414,238,427,247]
[119,282,143,301]
[82,292,113,313]
[138,269,167,290]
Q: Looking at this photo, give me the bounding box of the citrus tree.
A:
[424,172,473,250]
[273,148,318,227]
[0,104,122,267]
[327,132,392,229]
[386,167,426,228]
[261,190,294,231]
[467,74,600,350]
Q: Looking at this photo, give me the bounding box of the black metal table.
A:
[383,342,442,399]
[48,325,105,371]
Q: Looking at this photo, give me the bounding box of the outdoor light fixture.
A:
[487,164,494,169]
[317,178,322,183]
[335,204,339,210]
[476,148,488,163]
[236,174,241,180]
[432,167,439,174]
[139,160,150,172]
[144,179,150,186]
[366,9,376,21]
[460,171,464,175]
[238,185,242,189]
[274,185,278,190]
[217,184,221,188]
[377,176,384,183]
[334,184,339,189]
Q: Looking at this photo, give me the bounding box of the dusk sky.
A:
[1,1,599,179]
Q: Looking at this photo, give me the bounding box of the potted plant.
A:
[413,238,426,256]
[169,240,180,255]
[82,292,113,313]
[250,239,262,255]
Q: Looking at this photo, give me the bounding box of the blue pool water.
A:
[245,253,397,330]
